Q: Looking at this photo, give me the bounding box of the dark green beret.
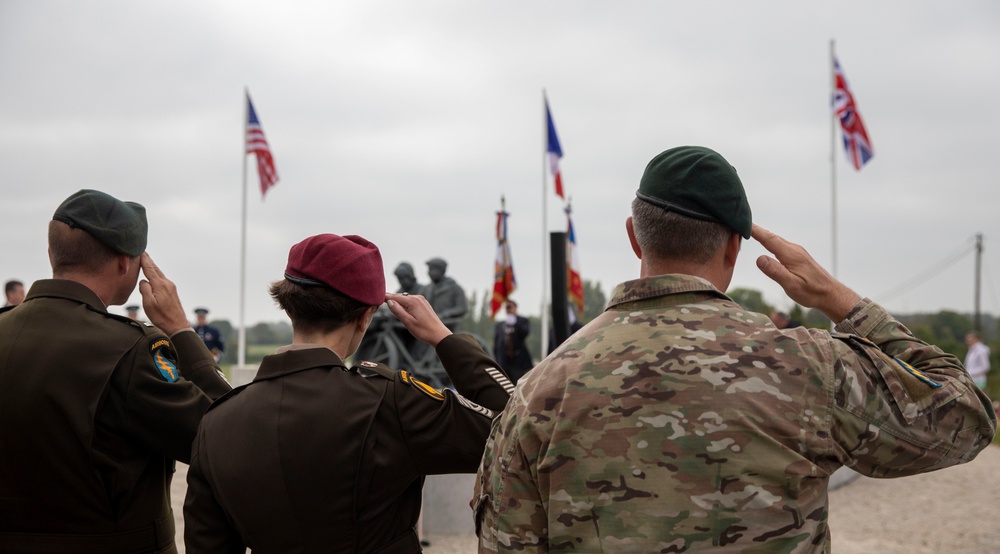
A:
[636,146,752,239]
[52,189,148,256]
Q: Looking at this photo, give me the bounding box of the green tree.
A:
[581,280,607,324]
[727,288,773,315]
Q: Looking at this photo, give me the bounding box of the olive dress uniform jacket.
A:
[0,279,232,554]
[184,333,513,554]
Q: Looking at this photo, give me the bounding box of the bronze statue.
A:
[421,258,467,328]
[393,262,422,295]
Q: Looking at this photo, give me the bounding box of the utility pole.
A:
[975,233,983,331]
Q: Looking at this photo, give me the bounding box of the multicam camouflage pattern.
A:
[475,274,996,553]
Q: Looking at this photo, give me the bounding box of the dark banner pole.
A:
[550,232,569,350]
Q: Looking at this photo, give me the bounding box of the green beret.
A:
[52,190,148,256]
[636,146,752,239]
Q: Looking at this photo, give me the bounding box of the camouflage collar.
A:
[607,274,730,308]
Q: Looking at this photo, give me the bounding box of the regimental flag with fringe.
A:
[545,96,565,198]
[246,92,279,196]
[832,57,874,171]
[490,199,517,318]
[566,203,584,317]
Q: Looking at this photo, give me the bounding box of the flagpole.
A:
[238,88,249,368]
[540,90,550,356]
[830,39,838,280]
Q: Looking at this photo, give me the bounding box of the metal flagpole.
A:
[540,90,550,356]
[830,39,838,280]
[238,88,249,368]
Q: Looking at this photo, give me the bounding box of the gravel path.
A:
[172,445,1000,552]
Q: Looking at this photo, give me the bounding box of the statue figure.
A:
[422,257,467,330]
[393,262,422,295]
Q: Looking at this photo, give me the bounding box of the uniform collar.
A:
[607,273,731,310]
[253,346,349,382]
[24,279,108,312]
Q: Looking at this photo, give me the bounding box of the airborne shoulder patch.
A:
[150,341,179,383]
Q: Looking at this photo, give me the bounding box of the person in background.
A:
[184,233,512,553]
[493,299,533,383]
[965,330,991,389]
[0,189,231,553]
[4,280,24,307]
[125,304,141,320]
[193,307,225,363]
[769,309,801,329]
[474,146,996,553]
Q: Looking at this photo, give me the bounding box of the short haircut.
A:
[631,197,733,264]
[269,279,374,335]
[4,280,22,294]
[48,220,120,275]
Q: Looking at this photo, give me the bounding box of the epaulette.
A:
[207,383,252,411]
[353,360,396,380]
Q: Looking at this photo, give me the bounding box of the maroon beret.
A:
[284,234,386,306]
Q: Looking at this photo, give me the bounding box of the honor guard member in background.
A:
[492,299,533,383]
[193,307,225,362]
[184,233,513,554]
[125,303,141,320]
[3,280,24,307]
[0,189,232,554]
[475,146,996,553]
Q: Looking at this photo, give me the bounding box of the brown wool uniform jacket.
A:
[0,280,232,554]
[184,333,513,554]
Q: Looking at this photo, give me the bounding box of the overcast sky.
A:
[2,1,999,329]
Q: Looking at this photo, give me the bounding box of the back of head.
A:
[48,189,148,276]
[271,234,386,334]
[632,146,752,264]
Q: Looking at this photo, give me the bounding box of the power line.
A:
[876,240,977,302]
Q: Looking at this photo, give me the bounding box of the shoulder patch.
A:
[152,346,179,383]
[893,356,943,389]
[400,371,446,401]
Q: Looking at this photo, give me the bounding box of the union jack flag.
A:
[832,57,873,171]
[246,93,279,196]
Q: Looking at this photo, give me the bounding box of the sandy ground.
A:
[172,445,1000,553]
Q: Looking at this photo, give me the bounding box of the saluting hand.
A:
[385,293,452,347]
[138,253,191,335]
[752,224,861,323]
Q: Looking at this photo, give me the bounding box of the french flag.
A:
[545,97,565,198]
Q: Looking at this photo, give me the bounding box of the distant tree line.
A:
[209,284,1000,403]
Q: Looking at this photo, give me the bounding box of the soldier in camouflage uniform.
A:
[474,146,996,553]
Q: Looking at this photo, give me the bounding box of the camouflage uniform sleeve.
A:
[830,297,996,476]
[474,395,549,553]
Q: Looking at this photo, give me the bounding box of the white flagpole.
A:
[540,90,550,356]
[830,40,838,280]
[238,88,249,367]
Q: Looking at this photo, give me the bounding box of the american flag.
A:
[832,57,873,171]
[490,199,516,318]
[545,96,565,198]
[246,93,279,196]
[565,203,584,317]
